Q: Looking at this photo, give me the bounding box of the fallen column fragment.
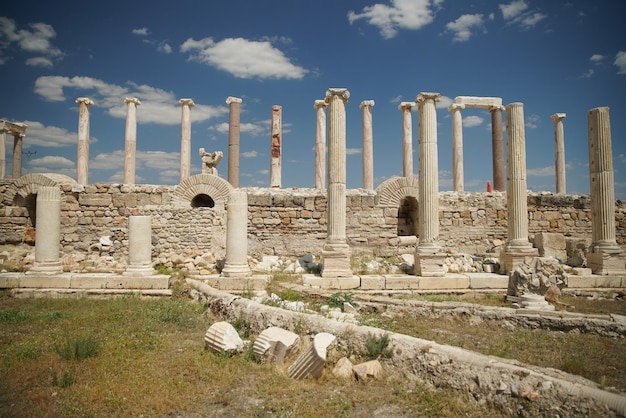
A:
[287,332,336,379]
[253,326,300,363]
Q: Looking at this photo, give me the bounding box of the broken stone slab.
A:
[252,326,300,363]
[353,359,383,381]
[332,357,354,379]
[204,321,245,354]
[287,332,336,379]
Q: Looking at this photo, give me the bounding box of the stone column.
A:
[398,102,415,177]
[314,100,327,189]
[123,97,141,184]
[76,97,94,185]
[226,97,242,188]
[489,106,505,191]
[360,100,375,190]
[550,113,567,195]
[11,132,24,178]
[270,105,282,188]
[586,107,625,274]
[123,215,156,276]
[29,186,62,274]
[449,103,465,192]
[320,88,353,280]
[501,103,538,274]
[179,98,195,181]
[0,129,5,179]
[221,189,251,277]
[414,92,445,276]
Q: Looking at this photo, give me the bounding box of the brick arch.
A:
[375,176,419,207]
[3,173,76,206]
[171,174,233,207]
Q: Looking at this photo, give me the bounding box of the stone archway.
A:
[2,173,76,206]
[171,174,233,207]
[375,176,420,237]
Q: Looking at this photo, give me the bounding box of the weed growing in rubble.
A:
[365,332,393,359]
[327,292,354,311]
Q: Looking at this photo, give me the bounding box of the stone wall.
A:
[1,179,625,269]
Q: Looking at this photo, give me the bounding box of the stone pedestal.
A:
[500,252,538,276]
[449,103,465,192]
[179,98,195,181]
[76,97,94,185]
[500,102,538,274]
[227,97,242,188]
[314,100,327,189]
[551,113,567,194]
[123,97,141,184]
[221,189,251,278]
[398,102,414,177]
[320,88,353,281]
[123,215,156,276]
[489,105,505,191]
[360,100,374,190]
[28,186,62,274]
[414,92,445,276]
[270,105,282,188]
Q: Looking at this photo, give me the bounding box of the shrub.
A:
[54,334,100,361]
[327,292,353,312]
[365,332,393,359]
[51,367,76,388]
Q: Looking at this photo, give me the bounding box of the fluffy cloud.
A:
[446,14,485,42]
[0,16,63,66]
[29,155,74,169]
[525,114,540,129]
[463,115,484,127]
[615,51,626,74]
[346,148,362,155]
[499,0,546,29]
[34,76,227,125]
[181,37,307,80]
[242,150,258,158]
[499,0,528,20]
[211,121,267,136]
[347,0,436,39]
[132,27,149,36]
[19,120,86,148]
[590,54,604,63]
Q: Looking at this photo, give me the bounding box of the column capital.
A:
[415,92,441,104]
[448,103,465,112]
[398,102,415,111]
[325,88,350,103]
[226,96,242,105]
[272,105,282,111]
[550,113,566,122]
[488,105,506,113]
[76,97,94,106]
[124,97,142,106]
[359,100,375,109]
[179,98,195,107]
[314,99,328,109]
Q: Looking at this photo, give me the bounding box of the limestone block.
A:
[332,357,354,379]
[565,274,596,288]
[204,321,245,354]
[252,327,300,363]
[384,274,419,290]
[20,274,71,288]
[302,274,360,290]
[78,194,112,206]
[534,233,566,260]
[587,253,626,276]
[415,254,446,277]
[419,275,470,290]
[287,332,336,379]
[0,273,20,288]
[360,275,385,290]
[353,359,383,381]
[467,273,509,289]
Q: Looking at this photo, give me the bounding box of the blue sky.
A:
[1,0,625,198]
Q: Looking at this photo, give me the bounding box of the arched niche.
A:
[375,176,420,237]
[171,174,233,208]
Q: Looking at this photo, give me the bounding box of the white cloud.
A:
[181,37,307,80]
[158,42,172,54]
[211,121,266,136]
[463,115,484,127]
[582,68,594,78]
[520,12,546,28]
[29,155,73,169]
[0,16,63,66]
[446,14,484,42]
[346,148,362,155]
[347,0,435,39]
[19,120,85,148]
[614,51,626,74]
[499,0,528,20]
[436,95,453,109]
[527,165,554,177]
[525,113,540,129]
[34,76,227,125]
[132,27,149,36]
[242,150,258,158]
[590,54,604,63]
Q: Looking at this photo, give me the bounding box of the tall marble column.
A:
[179,98,195,181]
[76,98,94,185]
[449,103,465,192]
[123,97,141,184]
[501,103,537,274]
[124,215,156,276]
[11,132,24,178]
[314,100,327,189]
[226,97,242,188]
[550,113,567,195]
[586,107,624,274]
[489,105,505,191]
[0,129,5,179]
[398,102,415,177]
[221,189,252,277]
[414,92,445,276]
[360,100,375,190]
[321,88,353,280]
[29,186,62,274]
[270,105,282,188]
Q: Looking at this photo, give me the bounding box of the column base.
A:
[217,275,270,291]
[587,252,626,275]
[221,263,252,278]
[321,244,352,278]
[500,249,539,275]
[414,253,446,277]
[27,262,63,275]
[123,265,157,277]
